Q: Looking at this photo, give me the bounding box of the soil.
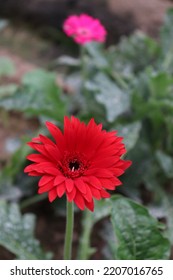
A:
[108,0,173,38]
[34,202,105,260]
[0,0,173,260]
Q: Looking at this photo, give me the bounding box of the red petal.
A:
[45,121,64,149]
[57,182,66,197]
[48,189,57,202]
[85,168,113,178]
[112,177,122,186]
[38,175,54,187]
[91,157,119,168]
[84,199,94,212]
[90,187,101,199]
[74,191,85,210]
[26,154,48,163]
[27,142,49,158]
[44,144,61,162]
[71,117,88,148]
[28,171,41,176]
[110,168,125,176]
[85,176,102,189]
[99,177,122,190]
[54,175,65,186]
[98,178,114,190]
[120,160,132,169]
[67,188,76,201]
[64,116,74,149]
[74,178,87,194]
[65,179,74,192]
[93,151,119,161]
[38,180,54,193]
[26,162,55,174]
[39,134,55,146]
[32,136,41,143]
[100,189,110,198]
[45,167,61,176]
[83,184,93,202]
[24,163,37,173]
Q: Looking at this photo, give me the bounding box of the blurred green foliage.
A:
[0,200,52,259]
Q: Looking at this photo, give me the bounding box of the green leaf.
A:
[93,199,111,223]
[115,121,141,152]
[0,69,66,121]
[132,70,173,122]
[149,187,173,245]
[110,195,171,260]
[0,137,31,178]
[160,9,173,56]
[160,9,173,72]
[149,72,173,99]
[162,194,173,244]
[0,87,50,115]
[22,69,56,93]
[156,150,173,178]
[122,141,158,195]
[0,173,37,202]
[0,200,52,259]
[56,55,80,66]
[92,73,130,122]
[109,32,160,76]
[84,42,108,69]
[0,58,15,77]
[0,84,18,97]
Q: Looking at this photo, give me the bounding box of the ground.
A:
[108,0,172,37]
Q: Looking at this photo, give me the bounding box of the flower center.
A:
[59,151,89,178]
[69,160,80,172]
[77,28,90,36]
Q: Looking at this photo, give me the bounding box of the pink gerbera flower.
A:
[63,14,107,45]
[24,116,131,211]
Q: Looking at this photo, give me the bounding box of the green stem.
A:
[77,209,93,260]
[162,45,173,71]
[64,200,74,260]
[80,45,85,76]
[20,193,47,210]
[111,71,128,90]
[80,45,88,95]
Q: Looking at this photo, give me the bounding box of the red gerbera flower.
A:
[24,116,131,211]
